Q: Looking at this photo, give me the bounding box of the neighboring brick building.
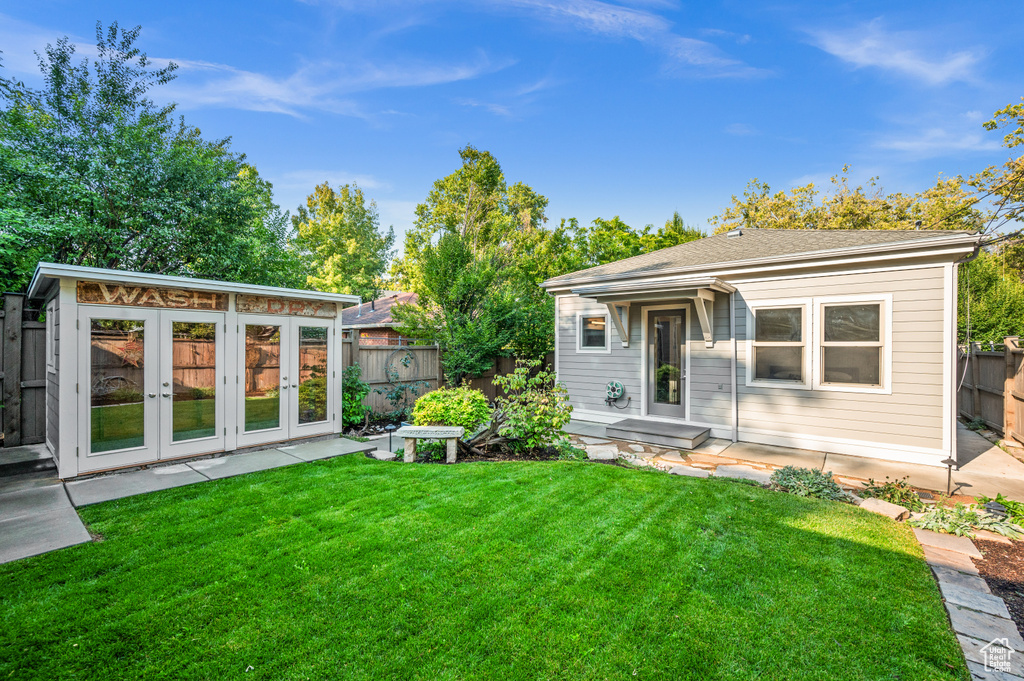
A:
[341,291,418,346]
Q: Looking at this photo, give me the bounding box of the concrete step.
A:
[0,444,56,477]
[606,418,710,450]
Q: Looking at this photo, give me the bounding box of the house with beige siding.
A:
[540,229,982,467]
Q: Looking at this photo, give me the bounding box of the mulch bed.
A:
[974,539,1024,638]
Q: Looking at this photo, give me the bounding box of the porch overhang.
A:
[570,276,735,349]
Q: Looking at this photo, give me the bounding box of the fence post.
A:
[1006,337,1020,445]
[436,344,443,388]
[2,293,24,447]
[970,342,981,422]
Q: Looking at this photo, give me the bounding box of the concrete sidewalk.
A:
[0,437,375,565]
[567,420,1024,499]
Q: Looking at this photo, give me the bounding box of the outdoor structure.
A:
[27,263,359,479]
[340,291,417,345]
[542,229,984,467]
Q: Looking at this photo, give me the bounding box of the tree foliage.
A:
[0,22,298,291]
[707,167,984,234]
[290,182,395,299]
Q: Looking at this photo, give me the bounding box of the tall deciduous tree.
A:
[0,22,299,291]
[290,182,394,300]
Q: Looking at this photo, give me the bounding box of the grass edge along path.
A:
[0,457,967,680]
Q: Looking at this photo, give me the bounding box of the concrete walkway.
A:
[567,420,1024,499]
[0,437,374,565]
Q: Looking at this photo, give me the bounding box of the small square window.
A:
[751,305,806,383]
[579,315,608,351]
[820,302,883,387]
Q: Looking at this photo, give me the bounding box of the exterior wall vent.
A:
[727,228,743,238]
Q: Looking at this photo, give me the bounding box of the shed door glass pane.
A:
[172,322,217,441]
[90,320,145,452]
[245,325,281,431]
[653,314,682,405]
[298,326,328,424]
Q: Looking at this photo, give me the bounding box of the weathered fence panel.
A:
[2,294,47,446]
[957,337,1024,445]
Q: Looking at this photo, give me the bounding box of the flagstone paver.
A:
[958,635,1024,678]
[940,582,1012,619]
[947,605,1024,652]
[659,451,686,464]
[712,465,771,484]
[923,545,981,575]
[932,565,992,594]
[913,527,983,558]
[859,497,910,520]
[669,466,710,478]
[580,437,611,446]
[585,446,618,461]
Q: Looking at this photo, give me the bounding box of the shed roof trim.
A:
[27,262,361,304]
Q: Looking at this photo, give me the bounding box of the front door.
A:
[647,309,687,418]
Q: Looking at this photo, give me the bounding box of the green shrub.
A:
[966,418,987,432]
[556,441,588,461]
[908,504,1023,539]
[976,493,1024,525]
[297,377,328,423]
[769,466,849,502]
[493,359,573,452]
[860,476,924,512]
[189,386,216,400]
[342,365,372,429]
[413,386,491,432]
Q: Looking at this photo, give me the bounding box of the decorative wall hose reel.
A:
[604,380,631,408]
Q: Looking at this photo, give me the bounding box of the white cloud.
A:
[700,28,751,45]
[809,19,983,86]
[724,123,756,136]
[874,127,1000,157]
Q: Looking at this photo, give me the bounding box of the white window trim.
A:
[45,299,56,373]
[812,294,893,395]
[576,311,611,354]
[745,298,812,390]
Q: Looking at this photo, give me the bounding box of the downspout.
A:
[730,291,738,442]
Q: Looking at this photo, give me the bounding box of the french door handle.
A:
[161,392,172,397]
[148,393,157,398]
[291,384,297,388]
[281,385,289,390]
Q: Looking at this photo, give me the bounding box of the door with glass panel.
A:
[159,311,226,458]
[79,306,160,471]
[647,309,687,418]
[237,316,291,447]
[290,320,334,438]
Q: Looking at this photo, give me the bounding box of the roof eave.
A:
[540,232,982,290]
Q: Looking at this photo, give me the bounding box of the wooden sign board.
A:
[236,295,337,318]
[77,281,228,310]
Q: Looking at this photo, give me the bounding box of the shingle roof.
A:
[341,291,417,327]
[542,229,979,288]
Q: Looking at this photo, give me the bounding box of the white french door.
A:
[236,316,336,447]
[79,306,161,472]
[159,311,227,459]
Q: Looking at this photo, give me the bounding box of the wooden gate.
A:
[1,294,47,447]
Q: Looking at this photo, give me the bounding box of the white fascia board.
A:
[27,262,361,304]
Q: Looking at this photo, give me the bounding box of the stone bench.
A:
[394,426,466,463]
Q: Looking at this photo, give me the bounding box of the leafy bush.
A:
[977,493,1024,525]
[966,418,987,432]
[860,476,924,512]
[492,359,573,452]
[412,386,492,432]
[908,504,1023,539]
[342,365,372,429]
[189,386,216,400]
[556,441,588,461]
[769,466,850,502]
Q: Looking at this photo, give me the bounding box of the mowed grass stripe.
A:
[0,455,965,680]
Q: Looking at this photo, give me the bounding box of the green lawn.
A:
[0,457,966,680]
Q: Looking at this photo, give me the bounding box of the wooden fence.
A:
[957,337,1024,445]
[1,294,46,447]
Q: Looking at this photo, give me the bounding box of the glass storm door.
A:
[79,306,160,472]
[237,315,291,447]
[647,309,687,419]
[291,320,334,438]
[159,311,226,459]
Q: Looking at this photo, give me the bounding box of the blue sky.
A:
[1,1,1021,248]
